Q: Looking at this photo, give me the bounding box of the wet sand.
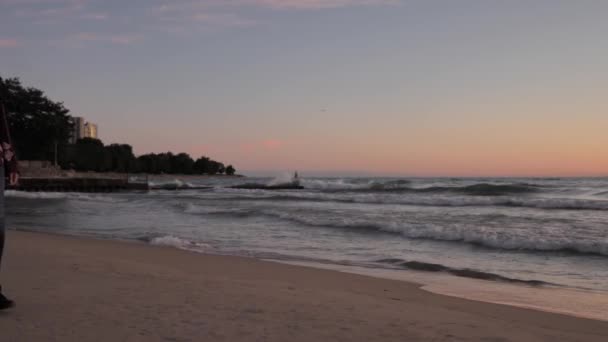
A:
[1,230,607,341]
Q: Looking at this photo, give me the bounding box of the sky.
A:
[1,0,607,177]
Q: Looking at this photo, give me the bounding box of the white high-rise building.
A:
[71,117,85,143]
[71,117,99,143]
[84,122,98,139]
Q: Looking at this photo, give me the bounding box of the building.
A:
[84,122,98,139]
[71,117,86,143]
[71,117,99,143]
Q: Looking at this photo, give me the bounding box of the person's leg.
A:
[0,220,4,272]
[0,165,4,271]
[0,165,5,272]
[0,166,12,310]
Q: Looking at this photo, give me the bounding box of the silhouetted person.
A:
[0,102,19,310]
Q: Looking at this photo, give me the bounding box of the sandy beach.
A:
[1,231,607,342]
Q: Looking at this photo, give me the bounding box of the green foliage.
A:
[225,165,236,175]
[0,76,73,160]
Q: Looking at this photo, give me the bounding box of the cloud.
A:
[192,12,257,27]
[72,32,140,45]
[152,0,397,12]
[243,0,399,10]
[80,12,107,20]
[2,0,399,47]
[0,39,19,48]
[10,0,86,18]
[150,2,257,29]
[261,139,283,149]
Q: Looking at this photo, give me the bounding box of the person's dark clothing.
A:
[0,102,17,309]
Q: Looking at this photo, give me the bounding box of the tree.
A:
[194,156,211,174]
[207,161,224,175]
[137,153,159,174]
[105,144,137,172]
[0,76,73,161]
[2,76,237,174]
[225,165,236,175]
[171,153,195,174]
[62,138,107,171]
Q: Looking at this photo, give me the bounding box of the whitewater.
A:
[5,176,608,292]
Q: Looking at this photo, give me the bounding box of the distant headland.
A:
[0,76,237,177]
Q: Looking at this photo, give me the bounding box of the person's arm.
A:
[0,102,18,185]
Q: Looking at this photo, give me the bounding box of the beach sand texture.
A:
[1,231,607,342]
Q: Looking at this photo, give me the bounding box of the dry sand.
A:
[1,231,607,342]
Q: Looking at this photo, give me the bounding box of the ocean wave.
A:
[229,183,304,190]
[149,179,202,190]
[5,190,68,199]
[376,259,549,286]
[139,234,212,250]
[340,221,608,256]
[181,205,608,256]
[4,190,123,202]
[417,183,539,196]
[225,180,540,196]
[299,178,376,190]
[181,203,254,217]
[207,191,608,211]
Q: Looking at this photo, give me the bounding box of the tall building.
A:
[71,117,85,143]
[71,117,99,143]
[84,122,98,139]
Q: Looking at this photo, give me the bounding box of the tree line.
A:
[63,138,235,175]
[0,76,236,175]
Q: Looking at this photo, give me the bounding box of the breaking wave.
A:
[4,190,124,202]
[227,180,540,196]
[138,234,211,251]
[149,179,201,190]
[417,183,539,196]
[207,192,608,211]
[181,205,608,257]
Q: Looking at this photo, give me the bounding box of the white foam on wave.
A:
[267,172,298,186]
[299,178,368,190]
[4,190,121,202]
[5,190,68,199]
[149,179,195,189]
[149,235,211,250]
[198,204,608,256]
[225,189,608,211]
[378,222,608,256]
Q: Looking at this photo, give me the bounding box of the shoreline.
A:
[9,227,608,323]
[1,230,607,341]
[275,260,608,322]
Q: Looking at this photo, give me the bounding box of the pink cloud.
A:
[262,139,283,149]
[0,39,19,48]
